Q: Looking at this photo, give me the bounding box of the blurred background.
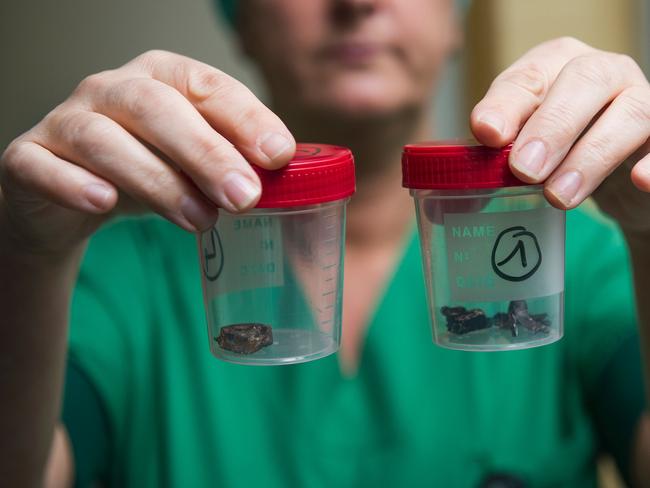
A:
[1,0,648,485]
[1,0,648,149]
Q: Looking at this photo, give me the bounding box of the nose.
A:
[341,0,378,10]
[331,0,380,25]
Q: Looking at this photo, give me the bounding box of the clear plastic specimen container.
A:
[402,141,565,351]
[198,144,355,365]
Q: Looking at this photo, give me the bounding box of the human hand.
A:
[471,37,650,236]
[0,50,295,255]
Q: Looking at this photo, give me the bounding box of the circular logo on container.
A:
[491,226,542,282]
[295,145,322,157]
[201,228,224,282]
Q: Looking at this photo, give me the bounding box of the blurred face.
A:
[240,0,461,119]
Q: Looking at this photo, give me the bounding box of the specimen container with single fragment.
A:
[402,141,565,351]
[198,143,355,365]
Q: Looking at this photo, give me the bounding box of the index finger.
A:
[130,50,296,169]
[470,37,593,147]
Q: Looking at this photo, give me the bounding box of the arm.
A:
[0,215,81,487]
[0,49,295,486]
[594,154,650,486]
[470,36,650,484]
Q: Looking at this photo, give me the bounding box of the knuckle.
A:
[580,135,614,172]
[1,141,26,176]
[230,104,269,137]
[610,53,646,83]
[615,53,639,72]
[620,86,650,128]
[567,53,617,87]
[134,49,172,70]
[62,111,113,156]
[547,36,586,52]
[193,140,238,177]
[496,64,548,100]
[534,103,578,136]
[141,49,169,60]
[139,165,178,197]
[114,79,171,121]
[74,71,113,97]
[185,66,234,105]
[0,140,32,187]
[39,103,75,141]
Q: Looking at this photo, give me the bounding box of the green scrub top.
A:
[63,205,643,487]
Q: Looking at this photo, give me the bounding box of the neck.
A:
[277,105,433,247]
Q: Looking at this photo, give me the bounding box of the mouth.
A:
[319,41,384,66]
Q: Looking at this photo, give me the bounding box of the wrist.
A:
[0,241,85,279]
[0,209,86,268]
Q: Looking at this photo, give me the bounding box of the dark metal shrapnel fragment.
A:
[508,301,549,334]
[216,323,273,354]
[442,306,490,335]
[442,300,551,337]
[492,312,518,337]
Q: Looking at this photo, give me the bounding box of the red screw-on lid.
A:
[402,141,532,190]
[253,143,355,208]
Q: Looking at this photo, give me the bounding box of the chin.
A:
[305,74,416,119]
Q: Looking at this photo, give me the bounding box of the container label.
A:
[200,215,284,298]
[443,207,564,302]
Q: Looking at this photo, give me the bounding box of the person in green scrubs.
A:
[1,1,650,487]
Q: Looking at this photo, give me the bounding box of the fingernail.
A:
[514,140,547,178]
[547,170,583,206]
[258,133,292,162]
[84,183,113,210]
[222,173,260,211]
[180,195,218,231]
[477,112,506,135]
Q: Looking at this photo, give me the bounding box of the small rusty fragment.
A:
[441,300,550,337]
[492,312,517,337]
[508,301,550,334]
[216,323,273,354]
[441,306,489,335]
